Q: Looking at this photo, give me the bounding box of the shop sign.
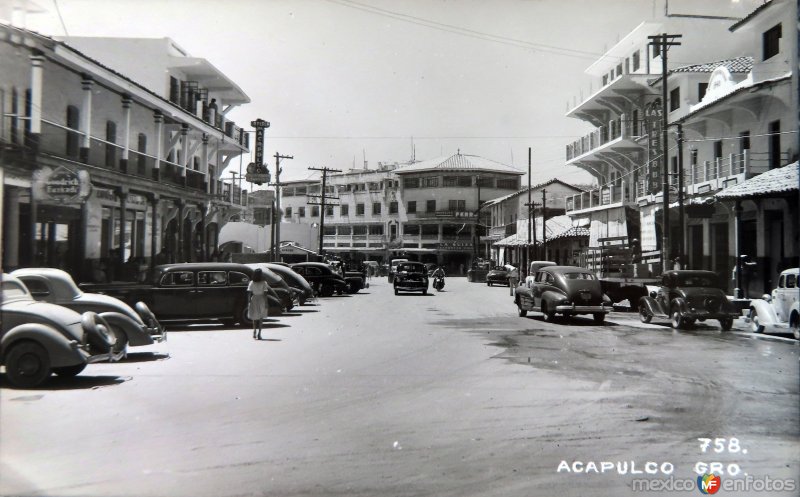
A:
[33,166,91,204]
[438,241,473,251]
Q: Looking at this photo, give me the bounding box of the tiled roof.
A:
[482,179,585,207]
[716,162,798,199]
[394,153,523,175]
[494,215,580,246]
[730,0,777,32]
[672,56,753,74]
[549,226,590,241]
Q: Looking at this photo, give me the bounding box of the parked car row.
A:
[1,259,370,388]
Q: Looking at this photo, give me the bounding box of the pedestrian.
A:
[247,268,270,339]
[507,264,520,296]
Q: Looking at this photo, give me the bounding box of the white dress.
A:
[247,280,269,320]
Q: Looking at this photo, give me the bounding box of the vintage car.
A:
[264,263,314,304]
[486,266,510,286]
[11,267,166,355]
[515,265,611,323]
[748,267,800,339]
[245,263,300,311]
[388,258,408,284]
[79,263,284,326]
[1,273,117,387]
[638,270,739,330]
[291,262,348,297]
[341,262,366,294]
[393,262,429,295]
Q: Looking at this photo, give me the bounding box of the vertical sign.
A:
[246,119,271,185]
[644,98,663,194]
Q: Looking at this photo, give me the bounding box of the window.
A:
[66,105,80,158]
[323,226,335,235]
[311,206,319,217]
[338,225,352,235]
[763,23,782,61]
[632,50,640,71]
[698,83,708,101]
[602,74,608,86]
[353,225,367,235]
[769,120,781,169]
[669,87,680,112]
[443,176,458,187]
[137,133,147,171]
[404,178,419,188]
[496,178,518,189]
[407,201,416,213]
[404,224,420,235]
[169,76,180,104]
[448,199,466,211]
[341,204,349,216]
[284,207,292,218]
[714,140,723,160]
[356,203,365,215]
[325,206,333,217]
[161,271,193,286]
[426,200,436,212]
[477,177,493,188]
[652,42,661,58]
[105,121,117,168]
[372,202,381,215]
[616,63,623,77]
[739,131,750,153]
[369,225,383,235]
[389,201,398,214]
[421,177,439,188]
[298,207,306,218]
[198,271,227,286]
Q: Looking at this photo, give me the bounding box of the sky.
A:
[9,0,763,187]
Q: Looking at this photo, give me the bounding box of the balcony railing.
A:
[565,183,631,213]
[566,118,647,161]
[413,210,476,219]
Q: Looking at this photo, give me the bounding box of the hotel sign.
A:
[644,98,662,194]
[33,166,91,204]
[438,241,473,251]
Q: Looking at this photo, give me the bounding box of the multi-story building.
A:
[279,153,524,274]
[561,1,798,292]
[1,25,251,282]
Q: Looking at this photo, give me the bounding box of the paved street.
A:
[1,277,798,497]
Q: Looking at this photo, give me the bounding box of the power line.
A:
[52,0,69,37]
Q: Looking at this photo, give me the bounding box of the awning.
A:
[716,162,798,200]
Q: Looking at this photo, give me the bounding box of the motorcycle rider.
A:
[431,265,446,290]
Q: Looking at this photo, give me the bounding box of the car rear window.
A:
[229,272,250,286]
[198,271,227,286]
[676,273,719,288]
[563,272,595,280]
[398,263,424,272]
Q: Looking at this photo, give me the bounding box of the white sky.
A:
[12,0,762,186]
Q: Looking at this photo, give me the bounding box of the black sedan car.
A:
[291,262,348,297]
[394,262,429,295]
[638,270,739,330]
[515,265,611,323]
[264,263,315,304]
[486,266,509,286]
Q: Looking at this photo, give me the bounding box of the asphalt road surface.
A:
[1,277,798,497]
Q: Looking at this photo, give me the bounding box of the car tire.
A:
[487,281,491,286]
[638,306,652,324]
[517,303,527,317]
[593,313,605,324]
[321,282,334,297]
[394,286,399,295]
[719,317,733,331]
[670,307,685,329]
[5,341,51,388]
[749,308,764,333]
[791,314,799,340]
[236,303,252,327]
[52,363,87,377]
[542,302,556,322]
[111,326,128,355]
[422,289,427,295]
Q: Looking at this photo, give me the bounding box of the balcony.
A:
[322,234,387,248]
[566,118,646,163]
[566,183,633,215]
[413,210,476,220]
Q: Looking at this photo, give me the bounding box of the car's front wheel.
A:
[638,306,652,323]
[719,317,733,331]
[749,308,764,333]
[593,313,605,324]
[320,282,334,297]
[111,327,128,355]
[394,286,399,295]
[670,307,685,329]
[517,302,527,317]
[541,302,556,322]
[791,315,799,340]
[5,341,51,388]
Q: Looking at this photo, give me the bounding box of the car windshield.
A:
[563,272,596,280]
[676,273,719,288]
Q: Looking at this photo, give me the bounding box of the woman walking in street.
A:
[247,268,269,339]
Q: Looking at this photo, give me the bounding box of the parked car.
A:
[515,265,611,323]
[388,258,408,284]
[467,260,492,283]
[394,262,429,295]
[245,263,300,311]
[523,261,557,288]
[1,273,117,387]
[10,268,166,355]
[638,270,739,330]
[264,263,315,304]
[486,266,509,286]
[79,263,284,326]
[341,263,366,294]
[291,262,348,297]
[748,267,800,339]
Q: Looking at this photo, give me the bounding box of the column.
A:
[80,77,93,163]
[153,112,163,181]
[117,187,128,275]
[120,94,132,173]
[180,124,189,188]
[201,134,209,193]
[27,53,44,153]
[176,200,184,262]
[199,203,207,261]
[3,188,20,270]
[701,218,711,271]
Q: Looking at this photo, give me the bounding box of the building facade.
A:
[1,25,251,282]
[562,0,798,293]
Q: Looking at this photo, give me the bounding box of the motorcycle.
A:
[433,275,445,291]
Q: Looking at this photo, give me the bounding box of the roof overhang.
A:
[168,56,250,105]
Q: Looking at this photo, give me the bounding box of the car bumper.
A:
[146,325,167,343]
[395,282,428,290]
[556,304,609,313]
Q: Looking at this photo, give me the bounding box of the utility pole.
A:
[307,166,341,257]
[648,33,682,271]
[525,147,532,278]
[677,123,685,266]
[271,152,293,260]
[542,189,547,261]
